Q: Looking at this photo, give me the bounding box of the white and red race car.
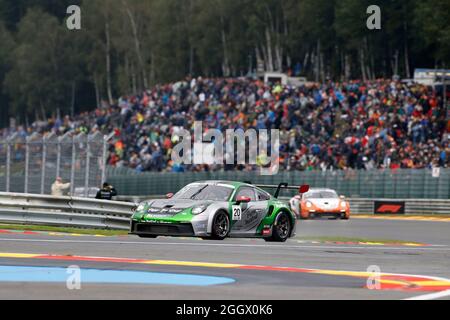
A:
[290,188,350,220]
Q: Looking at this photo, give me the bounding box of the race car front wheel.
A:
[209,211,230,240]
[265,212,291,242]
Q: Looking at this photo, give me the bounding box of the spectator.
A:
[95,182,118,201]
[1,77,448,172]
[51,177,71,197]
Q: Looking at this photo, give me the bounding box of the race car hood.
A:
[310,198,340,209]
[147,199,213,210]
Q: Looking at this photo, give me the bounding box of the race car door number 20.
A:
[232,205,242,221]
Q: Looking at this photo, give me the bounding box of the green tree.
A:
[415,0,450,67]
[1,0,449,127]
[4,8,74,121]
[0,21,14,127]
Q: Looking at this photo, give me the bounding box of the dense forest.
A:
[0,0,449,126]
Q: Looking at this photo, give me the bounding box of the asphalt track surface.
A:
[0,218,449,300]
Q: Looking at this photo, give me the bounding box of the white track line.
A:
[0,237,449,251]
[405,290,450,300]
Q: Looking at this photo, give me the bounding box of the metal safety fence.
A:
[107,168,450,199]
[0,132,114,197]
[0,192,135,230]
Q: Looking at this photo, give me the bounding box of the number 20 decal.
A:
[232,205,242,221]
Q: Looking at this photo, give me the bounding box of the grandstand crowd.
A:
[1,78,449,173]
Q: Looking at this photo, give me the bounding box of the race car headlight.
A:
[306,201,313,208]
[192,205,208,215]
[136,203,146,212]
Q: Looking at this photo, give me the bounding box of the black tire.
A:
[266,212,292,243]
[209,211,230,240]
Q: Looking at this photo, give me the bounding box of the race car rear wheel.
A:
[266,212,291,242]
[210,211,230,240]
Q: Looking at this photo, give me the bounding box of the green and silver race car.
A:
[130,181,309,242]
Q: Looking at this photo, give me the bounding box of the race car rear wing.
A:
[254,183,310,199]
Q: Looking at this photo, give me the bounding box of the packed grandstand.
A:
[1,78,449,173]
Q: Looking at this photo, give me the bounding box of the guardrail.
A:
[0,193,449,232]
[0,193,136,230]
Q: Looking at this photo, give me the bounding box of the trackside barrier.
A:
[117,195,450,215]
[0,193,136,230]
[345,199,450,215]
[0,193,449,232]
[107,168,450,200]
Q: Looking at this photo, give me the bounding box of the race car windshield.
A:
[320,191,339,199]
[304,191,338,199]
[174,184,233,201]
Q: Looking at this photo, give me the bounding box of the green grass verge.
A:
[0,224,128,236]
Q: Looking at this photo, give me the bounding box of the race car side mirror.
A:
[236,196,251,204]
[166,193,174,199]
[299,185,310,194]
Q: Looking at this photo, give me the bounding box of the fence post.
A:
[101,132,115,185]
[102,136,107,185]
[84,135,91,197]
[56,136,61,179]
[5,137,11,192]
[24,136,30,194]
[40,134,47,194]
[5,133,17,193]
[70,135,76,195]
